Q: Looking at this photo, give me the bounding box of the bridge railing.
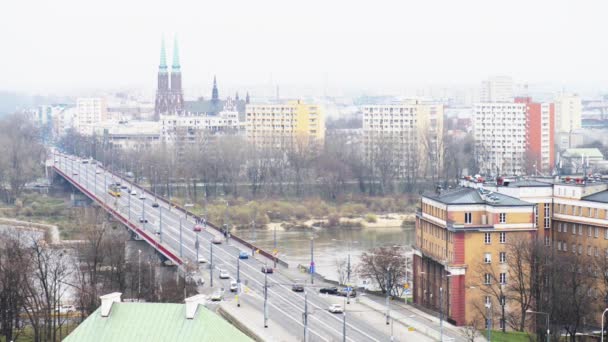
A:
[99,161,289,268]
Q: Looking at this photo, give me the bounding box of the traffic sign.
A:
[310,261,315,274]
[404,283,409,289]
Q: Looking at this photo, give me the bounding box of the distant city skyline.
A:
[2,0,608,95]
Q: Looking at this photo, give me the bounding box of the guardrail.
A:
[56,155,288,268]
[52,164,183,266]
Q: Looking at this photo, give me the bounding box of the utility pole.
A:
[210,241,213,287]
[141,199,145,230]
[342,312,346,342]
[128,187,131,220]
[195,232,199,264]
[486,301,492,342]
[440,287,443,342]
[159,206,163,243]
[179,218,183,257]
[264,263,268,328]
[386,266,391,325]
[347,253,351,283]
[310,237,315,284]
[273,224,277,268]
[138,250,141,299]
[303,291,308,342]
[237,257,241,307]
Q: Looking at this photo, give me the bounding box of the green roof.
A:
[563,148,604,159]
[64,302,252,342]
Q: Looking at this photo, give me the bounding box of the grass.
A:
[479,330,533,342]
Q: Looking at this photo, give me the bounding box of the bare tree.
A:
[357,246,407,296]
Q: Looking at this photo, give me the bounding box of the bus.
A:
[108,185,121,197]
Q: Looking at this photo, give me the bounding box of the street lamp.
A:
[527,309,550,342]
[138,249,142,299]
[331,239,359,284]
[601,308,608,342]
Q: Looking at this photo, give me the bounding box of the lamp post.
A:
[331,239,359,284]
[138,249,142,299]
[601,308,608,342]
[310,236,315,285]
[527,309,550,342]
[485,301,492,342]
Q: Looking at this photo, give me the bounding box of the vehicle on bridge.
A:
[261,266,274,274]
[152,202,160,208]
[291,282,304,292]
[212,237,223,244]
[328,304,344,313]
[219,269,230,279]
[238,251,249,259]
[108,185,121,197]
[230,281,238,292]
[193,224,204,232]
[197,256,208,263]
[338,289,357,297]
[210,291,223,301]
[139,217,148,223]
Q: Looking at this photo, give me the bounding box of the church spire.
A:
[212,75,219,102]
[172,35,180,71]
[159,36,167,71]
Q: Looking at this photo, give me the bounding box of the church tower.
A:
[154,37,170,119]
[170,36,184,114]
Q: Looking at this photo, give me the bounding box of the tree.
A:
[357,246,407,296]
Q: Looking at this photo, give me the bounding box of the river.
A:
[236,222,415,282]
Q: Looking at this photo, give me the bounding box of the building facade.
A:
[362,100,444,178]
[555,94,582,134]
[75,98,108,135]
[515,97,555,174]
[480,76,513,103]
[245,100,325,149]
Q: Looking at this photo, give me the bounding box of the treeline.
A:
[57,129,476,201]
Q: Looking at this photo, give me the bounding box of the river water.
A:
[237,222,415,282]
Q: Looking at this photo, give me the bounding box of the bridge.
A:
[50,152,402,342]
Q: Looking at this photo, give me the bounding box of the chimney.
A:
[185,294,207,319]
[100,292,122,317]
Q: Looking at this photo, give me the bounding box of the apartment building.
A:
[75,97,108,135]
[515,97,555,173]
[474,103,528,175]
[245,100,325,149]
[555,94,582,134]
[363,100,444,177]
[160,109,241,145]
[480,76,513,103]
[414,187,536,326]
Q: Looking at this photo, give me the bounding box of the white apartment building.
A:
[161,109,240,144]
[555,94,582,133]
[362,100,444,176]
[474,103,527,176]
[75,98,108,135]
[480,76,513,103]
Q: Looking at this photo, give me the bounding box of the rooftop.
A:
[562,148,604,159]
[582,190,608,204]
[503,179,553,188]
[424,187,532,206]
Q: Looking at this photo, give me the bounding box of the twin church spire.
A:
[155,35,183,118]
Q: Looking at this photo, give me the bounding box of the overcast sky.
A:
[1,0,607,95]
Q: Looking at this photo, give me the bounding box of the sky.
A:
[1,0,607,96]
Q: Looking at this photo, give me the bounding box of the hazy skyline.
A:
[2,0,608,95]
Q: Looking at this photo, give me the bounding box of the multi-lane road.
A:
[52,153,401,342]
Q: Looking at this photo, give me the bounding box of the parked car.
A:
[319,287,338,295]
[193,224,203,232]
[328,304,344,313]
[338,289,357,297]
[197,256,208,263]
[261,266,274,274]
[82,160,88,164]
[291,283,304,292]
[230,281,238,292]
[212,237,223,244]
[139,217,148,223]
[210,291,223,301]
[219,269,230,279]
[239,251,249,259]
[152,202,160,208]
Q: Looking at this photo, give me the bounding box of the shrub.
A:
[365,214,377,223]
[327,213,341,227]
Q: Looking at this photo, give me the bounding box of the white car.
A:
[210,291,223,301]
[328,304,344,313]
[197,256,208,264]
[219,269,230,279]
[230,281,238,292]
[130,190,137,196]
[155,227,161,235]
[95,170,101,174]
[139,194,145,200]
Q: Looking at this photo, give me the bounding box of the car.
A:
[95,170,101,174]
[291,283,304,292]
[197,256,208,263]
[261,266,274,274]
[152,202,160,208]
[219,269,230,279]
[130,190,137,196]
[115,182,121,186]
[139,217,148,223]
[339,289,357,297]
[230,281,238,292]
[56,305,76,314]
[154,227,161,235]
[210,291,223,301]
[193,224,203,232]
[239,251,249,259]
[319,287,338,295]
[82,160,88,164]
[212,237,222,244]
[139,194,145,200]
[73,172,78,176]
[120,185,127,189]
[328,304,344,313]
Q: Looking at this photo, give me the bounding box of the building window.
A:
[588,246,592,256]
[545,236,550,246]
[544,217,550,229]
[563,242,567,252]
[564,223,568,233]
[465,212,472,224]
[500,252,506,263]
[484,233,491,245]
[544,203,550,217]
[499,213,506,223]
[484,273,491,285]
[485,296,491,305]
[500,273,506,284]
[572,244,576,254]
[572,224,576,235]
[557,241,562,251]
[499,232,506,244]
[558,223,562,232]
[578,245,583,255]
[484,253,492,263]
[595,227,599,238]
[588,226,592,237]
[578,225,583,235]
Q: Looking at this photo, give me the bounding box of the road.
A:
[53,154,399,342]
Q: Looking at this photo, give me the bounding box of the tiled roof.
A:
[64,302,252,342]
[425,187,532,206]
[505,180,552,187]
[582,190,608,204]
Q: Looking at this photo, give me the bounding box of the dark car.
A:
[338,289,357,297]
[261,266,274,274]
[120,185,128,189]
[139,217,148,223]
[239,251,249,259]
[152,203,160,208]
[319,287,338,295]
[291,284,304,292]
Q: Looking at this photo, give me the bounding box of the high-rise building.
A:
[554,94,582,133]
[245,100,325,149]
[474,102,527,175]
[154,37,184,118]
[362,100,444,178]
[480,76,513,103]
[75,97,108,135]
[515,97,555,173]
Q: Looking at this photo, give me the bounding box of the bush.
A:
[327,213,340,227]
[365,214,377,223]
[339,203,366,218]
